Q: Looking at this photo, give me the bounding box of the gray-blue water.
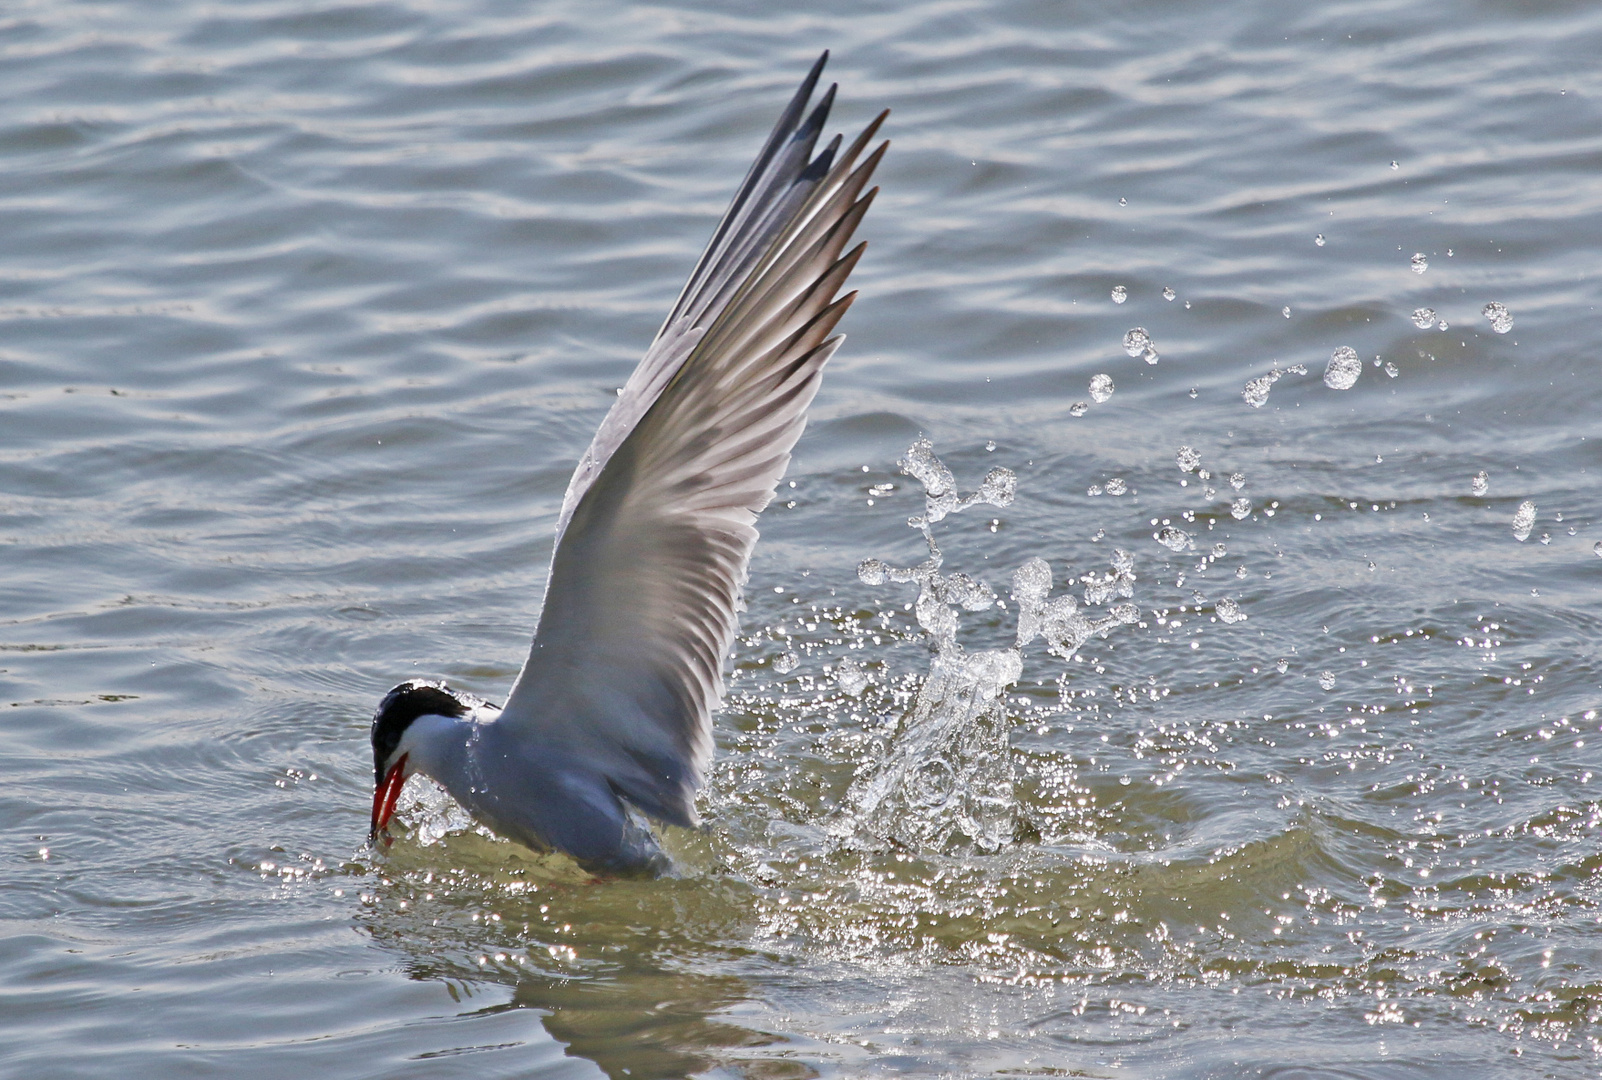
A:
[5,2,1602,1076]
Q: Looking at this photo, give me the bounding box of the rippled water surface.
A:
[6,2,1602,1076]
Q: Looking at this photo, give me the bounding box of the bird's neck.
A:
[403,712,478,796]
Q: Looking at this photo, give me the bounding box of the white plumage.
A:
[369,54,887,873]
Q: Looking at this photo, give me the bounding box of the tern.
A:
[368,53,886,874]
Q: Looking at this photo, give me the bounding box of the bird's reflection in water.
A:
[359,827,803,1080]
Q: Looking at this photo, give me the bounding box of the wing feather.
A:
[498,56,884,827]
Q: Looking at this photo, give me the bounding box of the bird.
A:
[368,53,887,875]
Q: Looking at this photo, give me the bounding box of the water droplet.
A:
[1069,401,1089,417]
[1314,234,1326,247]
[1471,471,1488,497]
[1319,670,1336,691]
[1157,525,1192,551]
[1390,160,1399,170]
[1594,541,1602,558]
[1184,300,1192,309]
[1087,484,1103,497]
[1481,301,1513,334]
[1188,387,1198,398]
[858,558,888,585]
[773,651,799,674]
[1384,362,1399,378]
[1236,565,1248,579]
[1230,497,1252,520]
[1283,306,1292,318]
[1217,597,1248,624]
[1410,252,1428,274]
[1123,327,1152,357]
[834,658,870,695]
[1512,500,1536,542]
[1118,197,1127,206]
[1111,285,1128,304]
[1089,373,1114,402]
[985,440,996,452]
[1163,287,1176,301]
[1411,307,1436,329]
[1176,446,1201,473]
[1229,473,1246,490]
[1323,346,1361,390]
[1243,374,1277,408]
[1276,658,1289,674]
[1142,345,1160,365]
[1105,477,1127,496]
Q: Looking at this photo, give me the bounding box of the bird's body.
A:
[369,54,886,874]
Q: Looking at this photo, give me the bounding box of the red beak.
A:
[369,753,409,843]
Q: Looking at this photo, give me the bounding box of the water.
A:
[5,1,1602,1077]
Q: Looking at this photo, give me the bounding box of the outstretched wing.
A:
[497,54,887,828]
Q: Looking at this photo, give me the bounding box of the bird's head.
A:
[369,679,469,843]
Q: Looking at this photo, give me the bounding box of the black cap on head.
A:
[370,680,469,785]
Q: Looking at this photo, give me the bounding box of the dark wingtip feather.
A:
[801,133,842,184]
[798,83,838,145]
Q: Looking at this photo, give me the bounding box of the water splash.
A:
[1412,307,1436,329]
[1123,327,1158,363]
[834,658,870,696]
[1176,446,1201,473]
[1323,346,1361,389]
[1512,500,1536,542]
[1242,364,1306,408]
[1156,525,1192,551]
[1482,301,1513,334]
[1216,597,1247,624]
[897,437,1015,525]
[841,441,1139,855]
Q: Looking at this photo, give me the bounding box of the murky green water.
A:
[5,1,1602,1076]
